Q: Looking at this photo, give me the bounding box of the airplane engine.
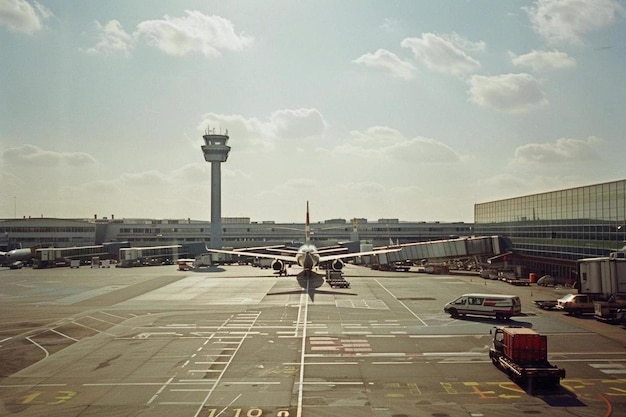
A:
[271,259,284,271]
[330,259,344,271]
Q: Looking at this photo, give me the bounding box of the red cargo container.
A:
[502,327,547,364]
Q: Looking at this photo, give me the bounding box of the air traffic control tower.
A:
[201,128,231,249]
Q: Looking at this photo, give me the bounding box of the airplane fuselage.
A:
[296,244,320,271]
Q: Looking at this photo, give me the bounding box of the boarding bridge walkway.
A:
[376,235,509,265]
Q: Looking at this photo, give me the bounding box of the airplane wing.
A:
[318,246,401,262]
[205,248,297,263]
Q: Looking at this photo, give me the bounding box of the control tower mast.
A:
[201,127,231,249]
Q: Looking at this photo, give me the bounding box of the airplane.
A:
[206,201,401,279]
[3,247,34,265]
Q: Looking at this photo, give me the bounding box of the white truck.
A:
[571,251,626,320]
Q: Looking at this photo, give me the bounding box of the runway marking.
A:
[222,381,281,385]
[374,279,428,326]
[25,336,49,359]
[147,376,174,405]
[192,312,261,417]
[49,328,79,342]
[590,363,626,374]
[296,281,309,417]
[308,336,372,353]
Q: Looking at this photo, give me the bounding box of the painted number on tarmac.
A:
[205,409,291,417]
[17,391,77,405]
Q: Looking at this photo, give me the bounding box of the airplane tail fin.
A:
[305,201,311,244]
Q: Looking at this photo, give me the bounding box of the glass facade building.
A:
[474,179,626,281]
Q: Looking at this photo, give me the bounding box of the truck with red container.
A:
[489,326,565,388]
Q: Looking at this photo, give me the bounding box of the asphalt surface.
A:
[1,264,625,417]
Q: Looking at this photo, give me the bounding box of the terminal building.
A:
[2,179,625,279]
[0,215,471,256]
[474,179,626,281]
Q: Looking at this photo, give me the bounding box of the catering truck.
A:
[489,326,565,388]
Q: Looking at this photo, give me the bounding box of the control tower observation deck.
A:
[201,128,231,249]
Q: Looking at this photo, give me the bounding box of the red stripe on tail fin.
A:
[305,201,311,244]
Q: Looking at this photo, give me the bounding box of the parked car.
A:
[537,275,556,286]
[9,261,24,269]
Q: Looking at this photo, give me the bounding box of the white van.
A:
[443,293,521,321]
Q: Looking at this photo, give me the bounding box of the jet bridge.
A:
[375,236,509,267]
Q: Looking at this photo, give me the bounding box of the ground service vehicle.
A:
[556,293,600,316]
[489,326,565,388]
[444,294,521,321]
[578,251,626,321]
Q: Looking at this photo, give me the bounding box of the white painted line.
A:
[300,381,363,385]
[193,313,260,417]
[147,376,174,405]
[189,370,222,373]
[85,382,167,386]
[590,363,625,368]
[296,282,308,417]
[303,362,359,365]
[25,336,49,359]
[1,384,66,388]
[171,389,209,392]
[50,328,79,342]
[177,380,217,384]
[222,382,281,385]
[162,402,204,405]
[374,279,428,326]
[311,346,342,351]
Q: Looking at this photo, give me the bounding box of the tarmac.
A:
[1,263,625,417]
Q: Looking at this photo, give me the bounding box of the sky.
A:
[1,0,626,224]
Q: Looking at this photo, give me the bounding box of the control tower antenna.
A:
[201,126,231,249]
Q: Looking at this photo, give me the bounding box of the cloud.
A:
[199,113,272,143]
[2,144,97,167]
[86,20,134,56]
[135,10,253,57]
[198,108,328,151]
[88,10,253,58]
[510,49,576,71]
[338,126,463,164]
[401,32,482,78]
[525,0,625,45]
[269,108,328,140]
[511,137,603,164]
[0,0,52,35]
[352,49,416,80]
[468,73,548,113]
